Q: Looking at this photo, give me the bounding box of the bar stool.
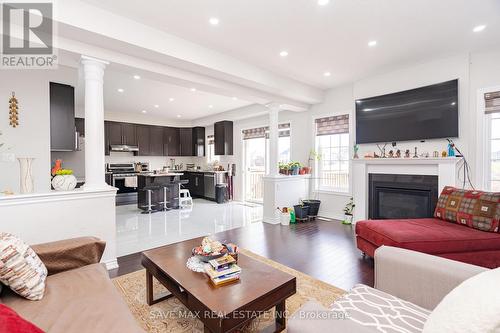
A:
[140,185,160,214]
[179,188,193,208]
[158,185,171,211]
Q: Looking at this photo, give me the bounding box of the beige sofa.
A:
[288,246,487,332]
[0,237,144,333]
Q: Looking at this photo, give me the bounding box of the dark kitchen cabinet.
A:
[150,126,164,156]
[107,122,137,146]
[179,128,193,156]
[181,172,204,197]
[214,120,233,155]
[136,125,151,156]
[164,127,180,156]
[50,82,75,151]
[193,127,205,157]
[104,121,110,155]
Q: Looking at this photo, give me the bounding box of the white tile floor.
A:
[115,199,263,257]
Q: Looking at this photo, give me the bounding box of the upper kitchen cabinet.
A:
[164,127,180,156]
[136,125,151,156]
[150,126,164,156]
[214,121,233,155]
[107,121,137,146]
[179,128,193,156]
[50,82,76,151]
[193,127,205,157]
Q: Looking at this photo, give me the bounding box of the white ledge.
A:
[263,174,311,181]
[352,157,462,165]
[0,187,117,206]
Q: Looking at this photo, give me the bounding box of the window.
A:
[485,91,500,191]
[315,115,350,192]
[207,135,217,163]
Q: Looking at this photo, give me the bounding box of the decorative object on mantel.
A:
[51,159,62,176]
[1,189,14,196]
[396,149,401,158]
[404,149,411,158]
[353,144,359,159]
[433,151,440,158]
[376,143,387,158]
[413,147,419,158]
[17,157,34,194]
[342,197,355,225]
[51,168,77,191]
[388,150,394,158]
[8,92,19,128]
[442,150,448,157]
[447,140,456,157]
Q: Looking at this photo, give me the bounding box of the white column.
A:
[266,103,281,177]
[81,56,109,190]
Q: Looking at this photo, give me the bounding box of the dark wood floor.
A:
[109,219,374,291]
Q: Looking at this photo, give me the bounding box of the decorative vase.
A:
[17,157,35,194]
[51,175,77,191]
[342,213,354,225]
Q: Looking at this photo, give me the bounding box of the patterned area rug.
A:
[112,249,346,332]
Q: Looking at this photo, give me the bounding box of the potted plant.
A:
[294,201,310,221]
[51,168,77,191]
[278,162,288,175]
[307,149,321,174]
[289,161,301,175]
[302,199,321,219]
[342,197,355,225]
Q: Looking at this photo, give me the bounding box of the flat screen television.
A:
[355,79,459,144]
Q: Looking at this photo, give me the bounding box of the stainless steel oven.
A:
[107,163,149,205]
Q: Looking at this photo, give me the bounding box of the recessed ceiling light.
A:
[318,0,330,5]
[473,25,486,32]
[209,17,219,25]
[368,40,377,47]
[169,98,175,102]
[232,97,238,100]
[141,110,147,114]
[133,75,141,80]
[176,115,181,118]
[209,105,214,109]
[190,88,197,92]
[117,88,124,93]
[279,50,289,57]
[154,104,159,108]
[323,71,331,77]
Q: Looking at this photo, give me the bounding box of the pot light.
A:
[368,40,377,47]
[318,0,330,5]
[154,104,159,108]
[209,17,219,25]
[209,105,214,109]
[117,88,124,93]
[169,98,175,102]
[232,97,238,100]
[176,115,181,118]
[279,50,289,57]
[141,110,147,114]
[473,25,486,32]
[133,75,141,80]
[190,88,197,92]
[323,71,331,77]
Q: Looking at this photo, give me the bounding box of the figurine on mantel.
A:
[396,149,401,158]
[413,147,419,158]
[353,144,359,159]
[388,150,394,158]
[404,149,411,158]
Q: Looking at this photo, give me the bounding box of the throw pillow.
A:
[423,268,500,333]
[0,304,44,333]
[434,186,500,232]
[0,233,47,301]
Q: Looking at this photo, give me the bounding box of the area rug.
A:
[112,249,346,332]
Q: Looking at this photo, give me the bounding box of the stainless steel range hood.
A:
[110,144,139,152]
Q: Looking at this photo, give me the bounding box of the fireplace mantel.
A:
[352,157,462,222]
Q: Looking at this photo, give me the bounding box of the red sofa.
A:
[356,187,500,268]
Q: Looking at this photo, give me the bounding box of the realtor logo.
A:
[1,2,57,68]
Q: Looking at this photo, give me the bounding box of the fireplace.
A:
[369,174,439,219]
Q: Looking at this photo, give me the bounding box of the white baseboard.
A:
[104,259,119,270]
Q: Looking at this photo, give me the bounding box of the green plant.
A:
[309,149,321,161]
[289,161,302,168]
[343,197,355,215]
[55,169,73,175]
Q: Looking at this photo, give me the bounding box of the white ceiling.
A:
[75,67,252,120]
[80,0,500,89]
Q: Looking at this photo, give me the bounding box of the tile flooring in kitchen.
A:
[115,199,263,257]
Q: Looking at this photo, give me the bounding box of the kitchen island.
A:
[137,173,186,211]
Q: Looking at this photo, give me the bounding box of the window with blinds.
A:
[485,91,500,191]
[314,115,350,192]
[242,123,291,140]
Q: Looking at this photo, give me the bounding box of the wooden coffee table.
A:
[141,237,297,333]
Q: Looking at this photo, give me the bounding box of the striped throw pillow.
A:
[0,233,47,301]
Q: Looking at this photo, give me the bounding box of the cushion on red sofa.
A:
[355,218,500,254]
[0,304,44,333]
[434,186,500,232]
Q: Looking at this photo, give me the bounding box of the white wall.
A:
[308,49,500,219]
[0,66,78,194]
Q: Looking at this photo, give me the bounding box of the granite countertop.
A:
[182,170,228,174]
[138,172,184,177]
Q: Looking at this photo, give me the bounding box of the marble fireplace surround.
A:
[352,158,462,223]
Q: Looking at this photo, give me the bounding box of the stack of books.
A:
[204,255,241,286]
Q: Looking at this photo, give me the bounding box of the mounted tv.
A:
[355,79,459,144]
